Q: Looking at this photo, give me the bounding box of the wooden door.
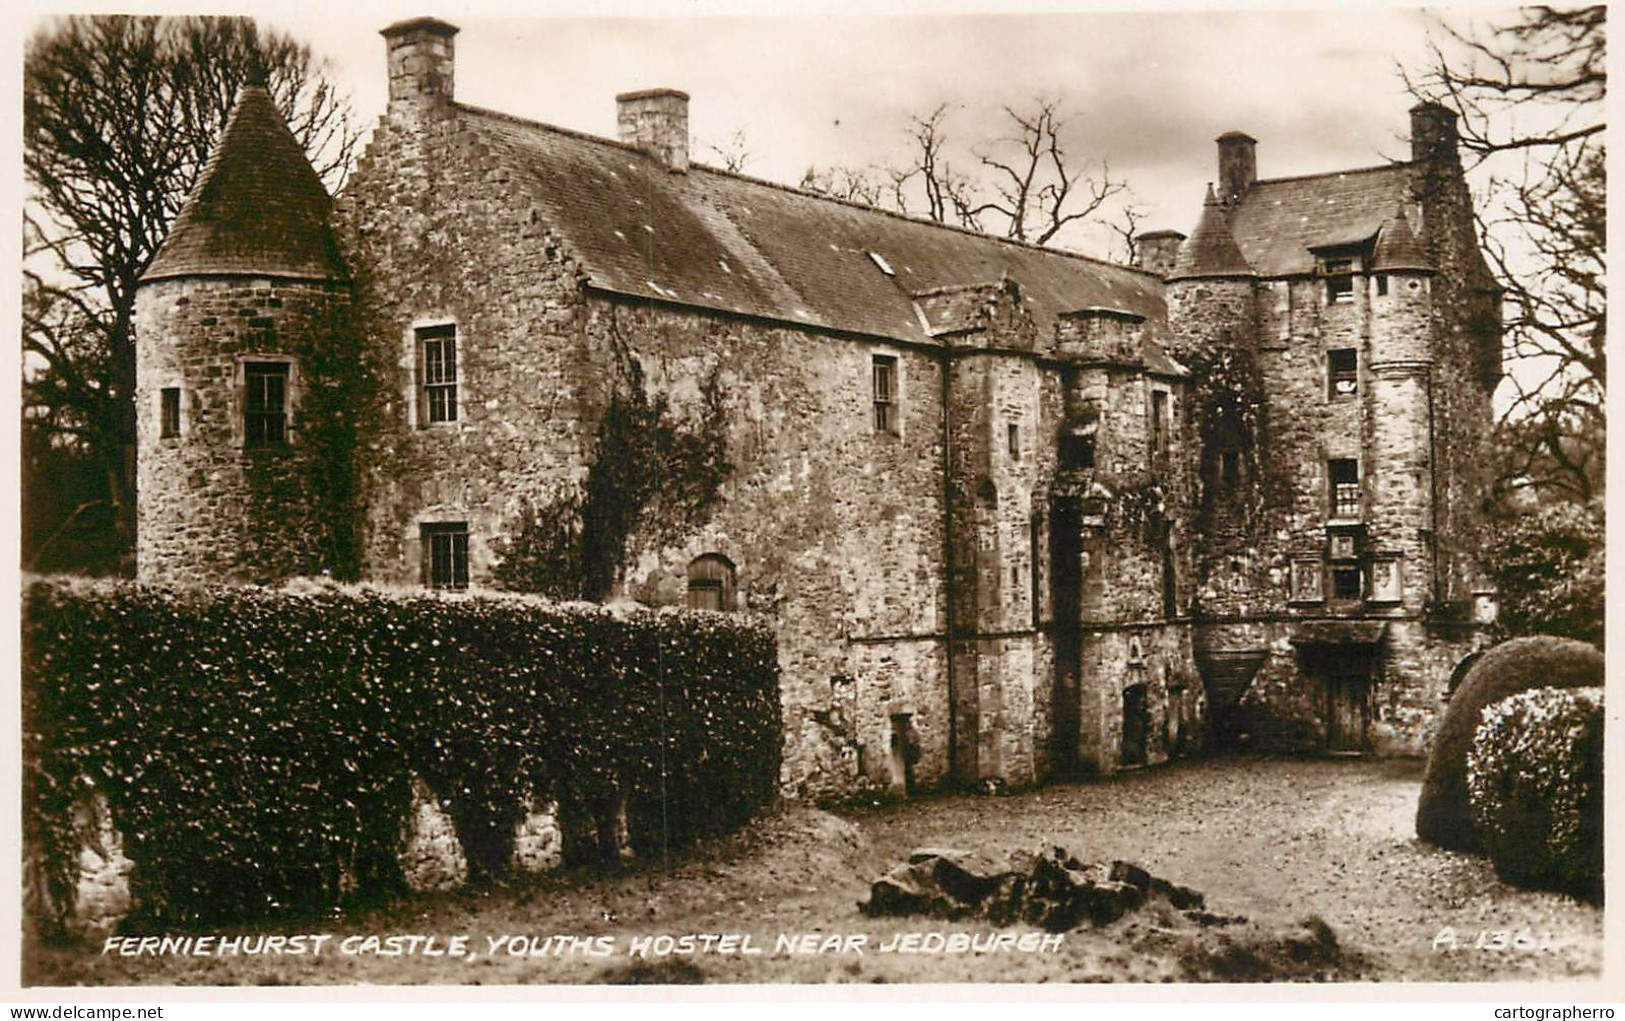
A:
[1122,683,1149,766]
[1326,667,1370,752]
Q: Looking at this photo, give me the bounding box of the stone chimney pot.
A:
[617,88,690,173]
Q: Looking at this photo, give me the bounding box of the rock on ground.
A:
[861,844,1215,932]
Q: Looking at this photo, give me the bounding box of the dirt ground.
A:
[25,754,1604,986]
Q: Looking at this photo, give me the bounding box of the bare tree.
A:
[23,15,359,572]
[801,99,1134,254]
[700,128,754,173]
[1404,6,1605,508]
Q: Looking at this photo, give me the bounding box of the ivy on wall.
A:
[494,313,731,600]
[1186,342,1273,548]
[238,294,373,584]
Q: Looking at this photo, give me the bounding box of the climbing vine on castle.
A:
[494,318,732,600]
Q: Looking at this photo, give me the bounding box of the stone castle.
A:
[133,17,1503,797]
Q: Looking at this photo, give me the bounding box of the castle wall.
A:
[134,276,350,583]
[594,298,951,799]
[1185,264,1485,753]
[335,116,598,586]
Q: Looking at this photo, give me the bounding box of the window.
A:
[687,553,736,611]
[1328,458,1360,518]
[1375,274,1389,297]
[1331,565,1362,601]
[1150,390,1170,458]
[1328,348,1358,398]
[1324,258,1354,304]
[1220,450,1241,489]
[160,387,181,439]
[419,324,458,425]
[422,523,469,590]
[872,355,897,433]
[1008,423,1020,461]
[244,362,289,447]
[1060,410,1098,470]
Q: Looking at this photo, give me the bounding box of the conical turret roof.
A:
[142,83,346,283]
[1370,202,1432,273]
[1169,184,1254,281]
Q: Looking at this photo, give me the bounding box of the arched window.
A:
[686,553,736,611]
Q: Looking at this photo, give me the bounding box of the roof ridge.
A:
[452,100,1161,282]
[1250,160,1412,188]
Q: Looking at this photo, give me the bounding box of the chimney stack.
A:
[617,89,690,173]
[1131,230,1186,279]
[1216,131,1257,204]
[1410,102,1460,164]
[381,17,459,121]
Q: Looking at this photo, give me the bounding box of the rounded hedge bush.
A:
[1416,636,1602,851]
[1468,686,1603,901]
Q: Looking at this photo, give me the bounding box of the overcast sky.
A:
[226,1,1507,258]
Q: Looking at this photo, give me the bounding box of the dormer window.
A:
[1324,259,1355,304]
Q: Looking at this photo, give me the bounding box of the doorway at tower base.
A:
[1073,622,1201,776]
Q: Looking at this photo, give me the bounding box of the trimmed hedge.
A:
[1468,686,1603,902]
[22,578,781,931]
[1415,636,1602,852]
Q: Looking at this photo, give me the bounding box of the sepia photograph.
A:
[14,0,1609,996]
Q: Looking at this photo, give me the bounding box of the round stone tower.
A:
[133,75,352,583]
[1164,183,1259,363]
[1364,202,1437,612]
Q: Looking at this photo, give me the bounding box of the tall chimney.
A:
[1216,131,1257,204]
[617,89,690,173]
[1410,102,1460,164]
[1131,229,1186,279]
[381,17,459,121]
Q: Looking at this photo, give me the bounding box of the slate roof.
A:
[143,85,346,283]
[459,104,1166,346]
[1227,162,1416,277]
[1169,184,1253,280]
[1370,202,1432,273]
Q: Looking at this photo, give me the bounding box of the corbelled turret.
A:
[1370,202,1432,274]
[1168,184,1254,281]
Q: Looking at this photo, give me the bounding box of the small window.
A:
[422,522,469,590]
[1375,274,1389,297]
[1008,423,1020,461]
[687,553,736,611]
[1328,349,1358,398]
[244,362,289,447]
[1220,450,1241,489]
[160,387,181,439]
[872,355,898,434]
[1328,458,1360,518]
[1061,410,1098,470]
[1322,258,1355,305]
[1331,565,1362,601]
[1150,390,1170,458]
[419,324,458,425]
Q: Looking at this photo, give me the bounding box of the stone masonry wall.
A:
[1075,623,1199,774]
[335,114,596,585]
[598,297,951,799]
[134,276,350,583]
[1174,250,1487,752]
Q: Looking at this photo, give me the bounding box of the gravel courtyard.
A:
[26,754,1603,986]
